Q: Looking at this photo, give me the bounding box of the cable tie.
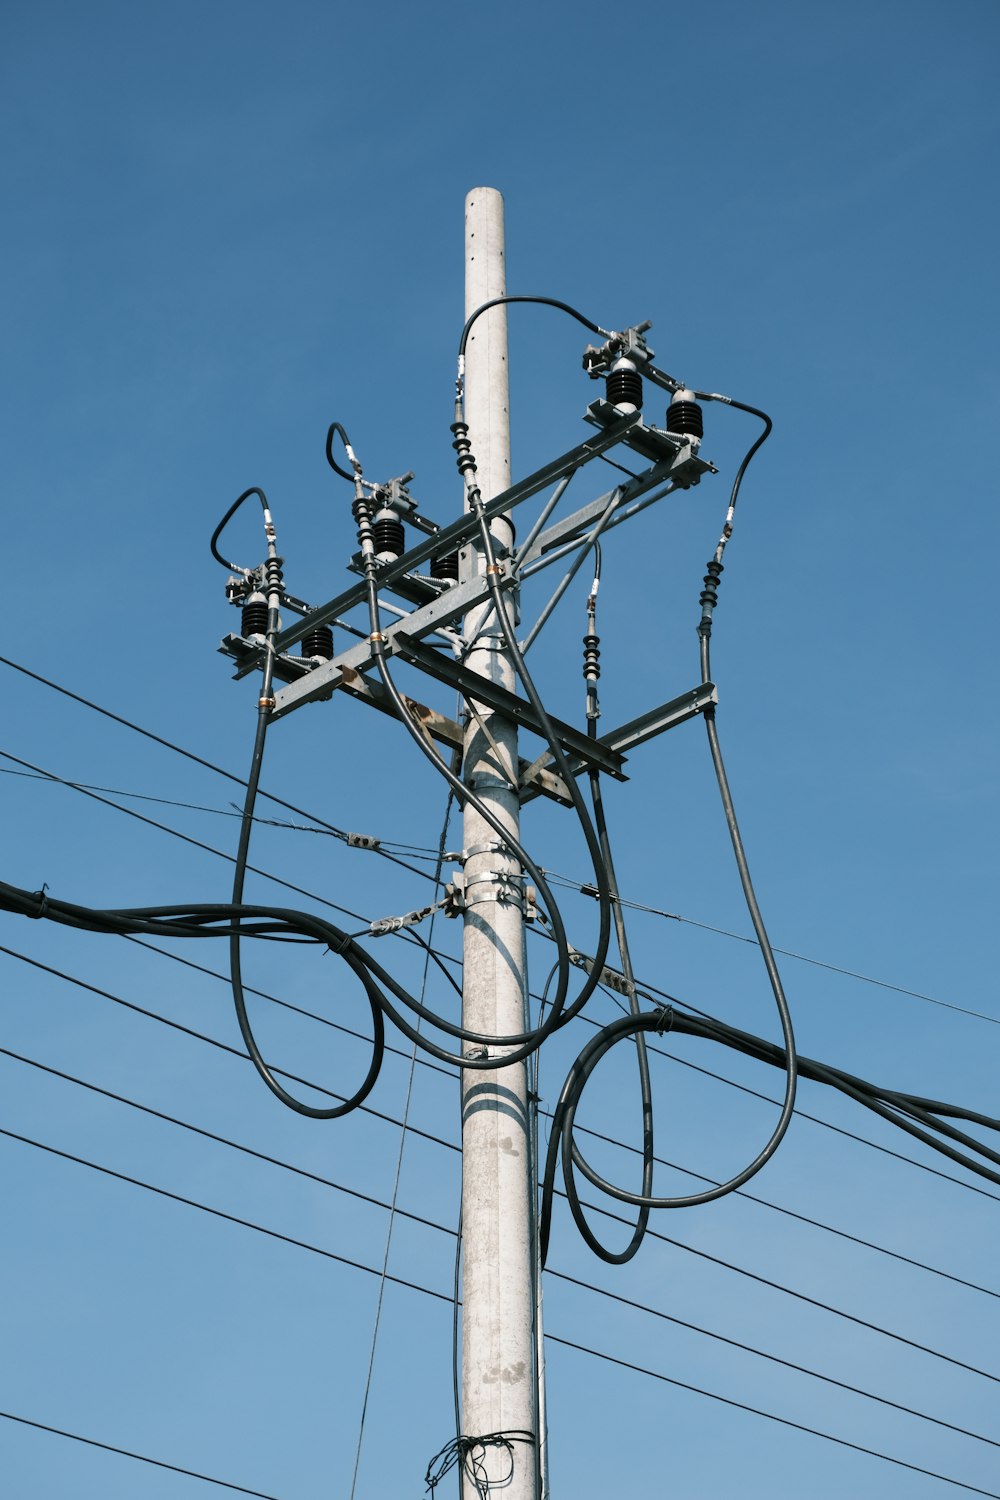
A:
[655,1004,675,1035]
[29,883,49,920]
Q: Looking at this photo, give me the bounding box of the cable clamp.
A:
[464,878,528,913]
[369,899,445,937]
[456,840,504,862]
[655,1005,675,1035]
[443,872,466,917]
[464,870,524,891]
[258,695,276,711]
[29,883,50,920]
[464,773,517,794]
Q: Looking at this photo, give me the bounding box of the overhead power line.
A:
[0,942,461,1156]
[0,650,982,1027]
[9,1036,998,1451]
[4,938,998,1307]
[546,1336,1000,1500]
[546,1269,1000,1449]
[542,869,996,1026]
[0,1411,284,1499]
[3,1047,996,1385]
[9,1039,1000,1429]
[4,1124,998,1499]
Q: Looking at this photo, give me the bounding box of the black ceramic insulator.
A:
[241,597,269,637]
[432,551,460,583]
[372,515,405,558]
[301,626,334,660]
[583,631,601,682]
[606,367,643,411]
[666,398,704,438]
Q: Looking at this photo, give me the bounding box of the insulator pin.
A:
[301,625,334,660]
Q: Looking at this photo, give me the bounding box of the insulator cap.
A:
[372,508,405,560]
[301,625,334,660]
[606,360,643,414]
[241,593,268,639]
[431,551,460,583]
[666,388,704,438]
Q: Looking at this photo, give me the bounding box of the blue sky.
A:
[1,1,998,1496]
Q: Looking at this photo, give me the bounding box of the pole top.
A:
[465,186,505,210]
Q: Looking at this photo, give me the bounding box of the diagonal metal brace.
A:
[392,631,628,782]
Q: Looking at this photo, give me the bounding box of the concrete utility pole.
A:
[459,187,539,1500]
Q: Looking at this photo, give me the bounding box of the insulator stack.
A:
[432,551,460,583]
[666,387,704,438]
[583,629,601,682]
[301,625,334,660]
[372,508,405,560]
[241,592,268,638]
[606,359,643,414]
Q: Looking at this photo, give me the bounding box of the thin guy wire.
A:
[349,791,455,1500]
[539,868,994,1026]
